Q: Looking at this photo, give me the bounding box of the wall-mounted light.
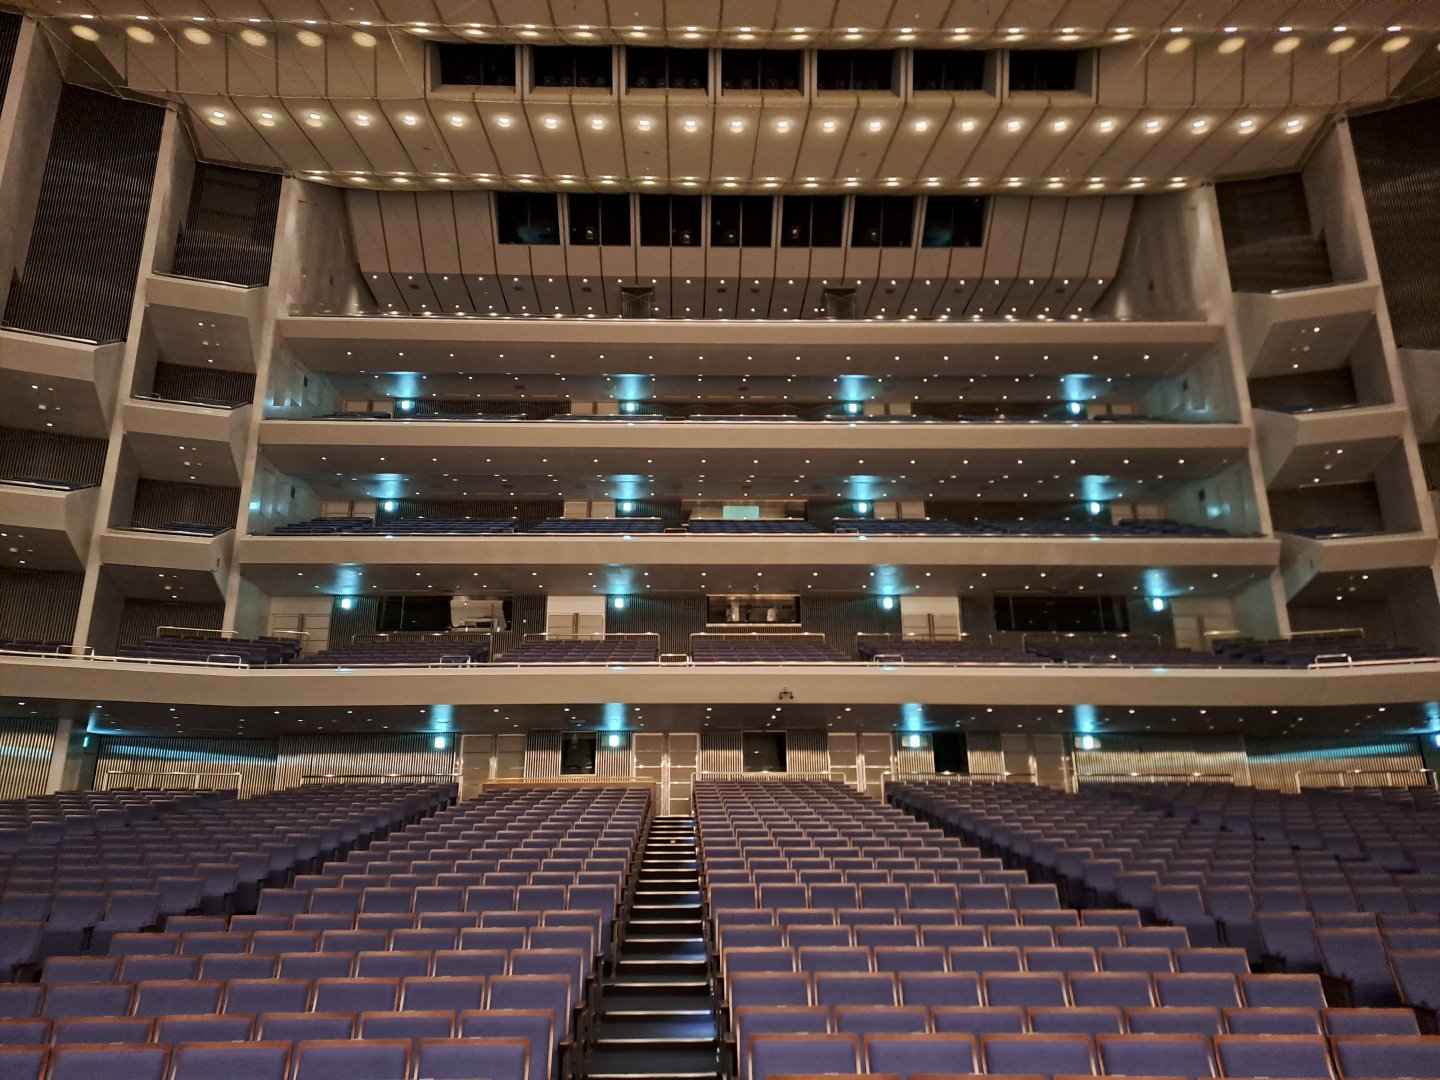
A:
[904,733,923,749]
[339,597,356,611]
[433,735,449,750]
[1078,734,1100,751]
[1068,401,1084,416]
[881,596,896,611]
[856,501,871,514]
[397,399,415,412]
[1088,501,1103,515]
[382,500,398,512]
[607,733,623,749]
[845,402,861,415]
[1149,597,1166,613]
[611,596,628,610]
[618,501,635,514]
[621,401,639,413]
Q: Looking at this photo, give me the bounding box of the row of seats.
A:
[0,1036,537,1080]
[831,518,1235,538]
[116,636,301,667]
[303,408,1199,424]
[734,1028,1440,1080]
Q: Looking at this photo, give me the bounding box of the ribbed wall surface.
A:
[151,362,256,405]
[0,569,83,644]
[0,720,57,800]
[893,743,936,776]
[699,731,743,774]
[0,429,107,485]
[115,600,223,647]
[130,479,239,530]
[4,86,164,343]
[524,730,562,777]
[95,736,280,799]
[786,729,830,774]
[607,594,705,656]
[596,733,634,779]
[1350,99,1440,350]
[0,12,20,112]
[606,592,899,657]
[170,163,281,286]
[383,498,562,530]
[273,734,454,789]
[1075,734,1251,784]
[1245,735,1425,792]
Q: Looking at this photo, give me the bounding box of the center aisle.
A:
[585,816,721,1080]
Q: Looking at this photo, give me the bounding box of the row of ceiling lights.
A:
[72,16,1423,48]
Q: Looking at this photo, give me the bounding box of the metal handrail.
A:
[696,771,835,781]
[893,771,1039,785]
[352,630,493,645]
[298,772,459,786]
[523,631,660,643]
[102,770,242,791]
[1079,772,1237,784]
[1296,769,1438,790]
[157,626,237,640]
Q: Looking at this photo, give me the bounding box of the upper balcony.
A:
[0,478,99,572]
[0,330,123,439]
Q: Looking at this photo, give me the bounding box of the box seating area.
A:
[496,638,659,664]
[856,641,1035,664]
[891,781,1440,1023]
[691,636,849,663]
[831,518,1234,538]
[1210,636,1427,666]
[116,635,302,667]
[687,520,821,534]
[0,786,644,1080]
[1,784,452,981]
[529,518,668,535]
[0,641,76,657]
[700,780,1440,1080]
[288,641,490,667]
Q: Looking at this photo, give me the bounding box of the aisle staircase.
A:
[586,816,720,1080]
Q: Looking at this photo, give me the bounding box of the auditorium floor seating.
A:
[0,785,645,1080]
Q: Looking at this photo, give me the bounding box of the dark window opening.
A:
[932,732,969,774]
[711,195,773,247]
[817,50,895,92]
[1008,50,1082,93]
[851,196,914,247]
[376,596,453,632]
[568,194,631,245]
[913,50,988,92]
[435,43,516,87]
[627,47,708,91]
[561,733,597,775]
[994,595,1130,634]
[781,196,845,247]
[495,192,560,245]
[922,196,988,248]
[532,45,613,89]
[639,195,703,246]
[720,49,802,92]
[743,731,787,773]
[706,595,800,625]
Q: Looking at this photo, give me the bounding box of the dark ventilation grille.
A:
[822,288,856,319]
[4,86,163,343]
[620,287,655,318]
[435,43,516,87]
[1350,99,1440,349]
[0,428,107,486]
[1215,173,1334,292]
[171,164,281,286]
[116,600,223,647]
[0,568,83,645]
[0,11,21,111]
[130,479,240,531]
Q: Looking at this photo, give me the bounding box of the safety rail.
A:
[298,772,458,786]
[521,631,661,644]
[1078,772,1238,784]
[0,477,98,490]
[885,771,1039,786]
[151,270,266,290]
[352,630,492,646]
[101,770,242,792]
[696,771,835,781]
[1296,768,1438,791]
[156,626,237,639]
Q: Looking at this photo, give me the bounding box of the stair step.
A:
[593,1016,718,1044]
[586,1046,720,1079]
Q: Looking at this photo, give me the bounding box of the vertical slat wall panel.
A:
[0,568,83,643]
[966,731,1004,776]
[525,731,562,778]
[170,163,282,286]
[1074,734,1251,784]
[95,736,280,799]
[130,479,240,530]
[0,12,21,112]
[893,743,936,776]
[116,600,224,647]
[786,730,830,775]
[596,732,634,779]
[802,597,901,658]
[607,595,706,656]
[0,720,58,800]
[0,429,108,486]
[493,594,546,657]
[700,731,742,775]
[274,734,455,788]
[3,86,164,343]
[327,596,379,647]
[383,498,562,531]
[1244,736,1425,792]
[1350,99,1440,349]
[151,363,256,405]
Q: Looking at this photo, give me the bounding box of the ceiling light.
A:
[774,118,792,132]
[449,114,466,127]
[305,112,324,126]
[542,115,560,129]
[959,118,976,132]
[1285,117,1304,132]
[256,110,276,126]
[295,29,323,47]
[589,116,606,130]
[127,26,155,43]
[70,23,100,40]
[1051,118,1070,132]
[401,112,419,126]
[1237,117,1255,132]
[1004,118,1023,133]
[1273,36,1300,53]
[635,117,653,131]
[1191,118,1208,131]
[353,112,371,126]
[1218,36,1245,53]
[1097,118,1115,132]
[912,118,929,133]
[351,30,376,47]
[682,118,700,132]
[183,26,212,44]
[495,115,513,128]
[1381,35,1411,51]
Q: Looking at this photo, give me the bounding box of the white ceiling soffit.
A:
[30,3,1440,193]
